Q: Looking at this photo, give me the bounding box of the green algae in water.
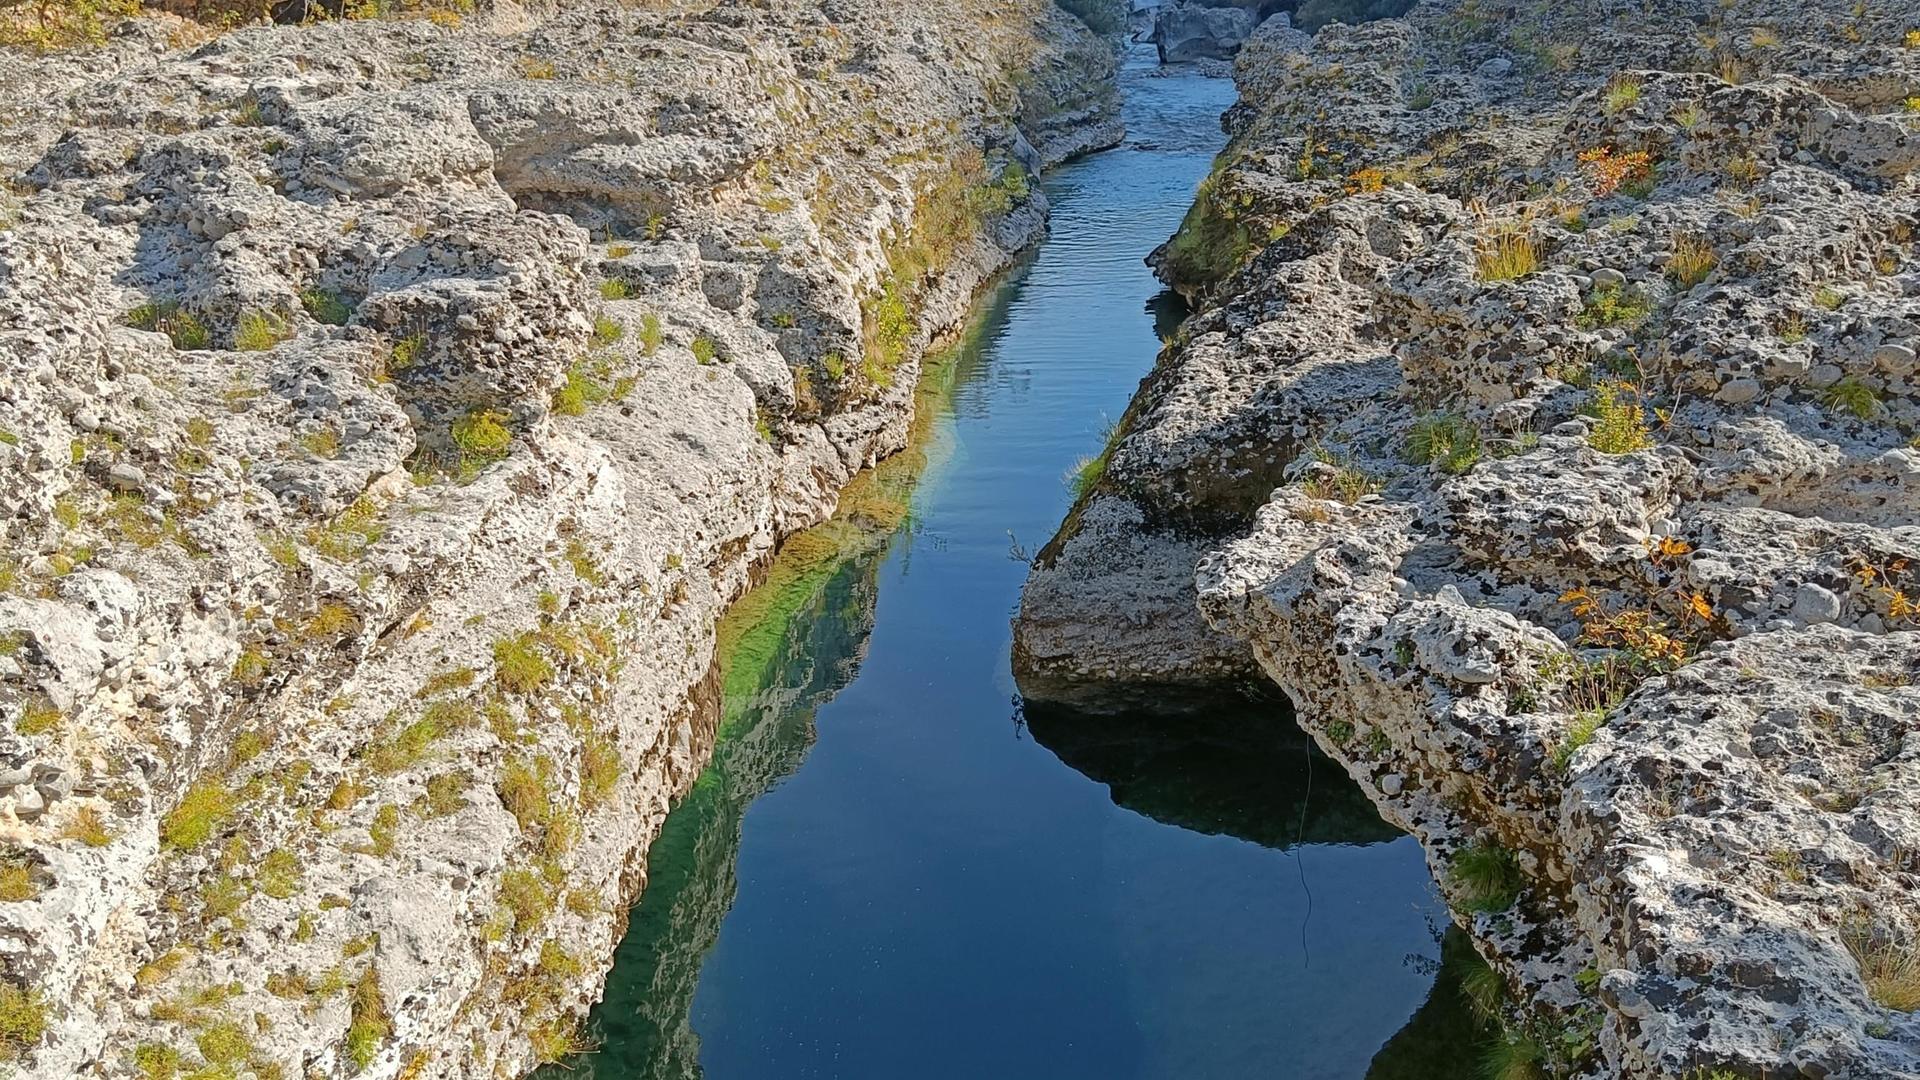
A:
[539,281,1010,1080]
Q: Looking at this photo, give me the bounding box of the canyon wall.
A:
[1018,2,1920,1076]
[0,2,1118,1075]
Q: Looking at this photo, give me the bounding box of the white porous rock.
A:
[0,1,1121,1075]
[1020,1,1920,1076]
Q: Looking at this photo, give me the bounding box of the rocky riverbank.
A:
[1017,2,1920,1076]
[0,1,1118,1075]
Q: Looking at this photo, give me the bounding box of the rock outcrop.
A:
[0,1,1118,1075]
[1149,1,1260,63]
[1018,1,1920,1076]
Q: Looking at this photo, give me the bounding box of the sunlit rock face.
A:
[1018,1,1920,1076]
[0,1,1121,1074]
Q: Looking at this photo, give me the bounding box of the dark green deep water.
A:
[562,53,1482,1080]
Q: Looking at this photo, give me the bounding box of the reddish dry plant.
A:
[1577,146,1654,197]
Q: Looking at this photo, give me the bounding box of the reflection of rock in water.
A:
[552,550,888,1080]
[1019,689,1402,849]
[1364,926,1489,1080]
[1146,288,1190,344]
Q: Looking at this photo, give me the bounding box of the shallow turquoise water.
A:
[566,53,1479,1080]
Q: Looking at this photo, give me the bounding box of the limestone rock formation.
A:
[1149,1,1260,63]
[1018,0,1920,1076]
[0,1,1119,1075]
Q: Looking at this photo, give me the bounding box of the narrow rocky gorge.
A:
[0,2,1118,1075]
[1018,2,1920,1077]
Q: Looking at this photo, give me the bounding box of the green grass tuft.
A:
[124,301,210,350]
[345,966,390,1069]
[1452,840,1523,913]
[1824,377,1882,421]
[1406,414,1481,475]
[0,984,47,1060]
[492,633,553,695]
[1067,420,1123,501]
[300,287,354,326]
[233,309,289,352]
[160,781,234,851]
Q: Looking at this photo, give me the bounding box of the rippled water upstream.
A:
[561,52,1480,1080]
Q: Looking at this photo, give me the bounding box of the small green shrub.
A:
[553,365,607,417]
[1586,382,1653,454]
[300,428,341,460]
[451,409,512,467]
[497,866,556,933]
[131,1042,181,1079]
[259,848,302,899]
[565,538,606,586]
[195,1020,252,1066]
[590,316,622,346]
[200,873,250,919]
[232,645,272,687]
[423,771,470,817]
[368,803,400,857]
[1575,285,1652,329]
[690,336,718,365]
[598,278,630,301]
[389,333,427,372]
[638,313,663,354]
